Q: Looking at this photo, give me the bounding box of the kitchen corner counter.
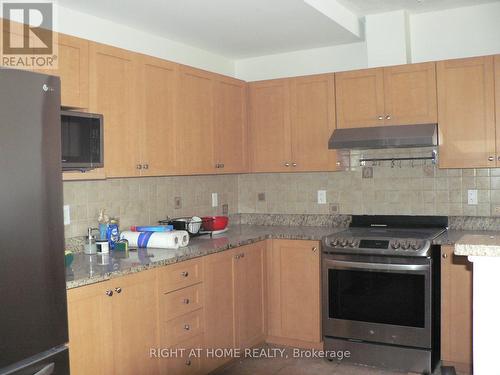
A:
[66,224,342,289]
[454,234,500,257]
[432,229,500,247]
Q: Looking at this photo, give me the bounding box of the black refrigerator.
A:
[0,69,69,374]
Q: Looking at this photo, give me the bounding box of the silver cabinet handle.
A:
[292,162,297,167]
[442,253,448,259]
[114,287,122,294]
[184,324,191,331]
[235,254,240,259]
[181,271,189,277]
[105,290,113,297]
[215,163,220,168]
[34,363,55,375]
[385,115,391,120]
[378,116,383,120]
[489,156,494,161]
[284,162,290,167]
[312,247,318,252]
[183,298,190,304]
[336,161,341,166]
[136,164,142,170]
[143,164,149,169]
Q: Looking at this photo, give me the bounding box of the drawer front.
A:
[163,309,204,346]
[162,284,204,320]
[159,258,203,293]
[164,334,204,375]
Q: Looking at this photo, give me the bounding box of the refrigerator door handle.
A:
[33,363,54,375]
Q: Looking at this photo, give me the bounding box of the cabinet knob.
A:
[284,162,290,167]
[312,247,318,252]
[184,324,191,331]
[185,360,192,366]
[181,271,189,278]
[220,163,224,168]
[378,116,384,120]
[143,164,149,170]
[136,164,142,170]
[235,254,240,259]
[114,287,122,294]
[215,163,220,168]
[442,253,448,259]
[488,156,494,161]
[336,161,341,166]
[385,115,391,120]
[240,253,245,258]
[105,290,113,297]
[183,298,190,304]
[292,162,297,167]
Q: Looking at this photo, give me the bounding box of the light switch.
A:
[467,189,478,205]
[317,190,327,205]
[63,205,70,225]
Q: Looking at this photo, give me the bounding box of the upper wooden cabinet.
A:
[335,62,437,128]
[290,74,338,171]
[248,79,292,172]
[176,66,216,175]
[249,75,339,173]
[495,55,500,167]
[140,55,178,176]
[437,56,496,168]
[89,43,141,178]
[213,75,248,173]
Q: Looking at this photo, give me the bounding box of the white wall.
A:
[234,41,367,81]
[54,5,235,76]
[410,2,500,63]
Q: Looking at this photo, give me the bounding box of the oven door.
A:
[322,255,432,349]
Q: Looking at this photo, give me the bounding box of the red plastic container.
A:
[201,216,229,231]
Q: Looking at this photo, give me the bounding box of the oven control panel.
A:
[325,236,431,256]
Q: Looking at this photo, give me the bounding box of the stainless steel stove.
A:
[322,215,447,375]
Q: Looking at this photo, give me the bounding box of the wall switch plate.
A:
[493,205,500,216]
[258,192,266,201]
[362,166,373,179]
[212,193,218,207]
[63,205,70,225]
[222,204,228,215]
[330,203,339,214]
[467,189,478,205]
[174,196,182,209]
[317,190,327,205]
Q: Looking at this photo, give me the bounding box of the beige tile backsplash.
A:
[63,175,238,238]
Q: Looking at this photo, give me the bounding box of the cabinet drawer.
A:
[161,284,203,320]
[159,259,203,293]
[162,309,204,346]
[163,334,204,375]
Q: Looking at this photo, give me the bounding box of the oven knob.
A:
[401,241,410,250]
[391,241,400,249]
[351,240,359,248]
[330,239,339,247]
[341,239,348,247]
[411,241,421,250]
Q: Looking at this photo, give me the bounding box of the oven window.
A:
[329,269,425,328]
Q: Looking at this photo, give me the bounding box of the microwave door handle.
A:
[325,259,429,272]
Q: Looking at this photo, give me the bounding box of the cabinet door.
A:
[177,66,215,174]
[67,281,114,375]
[203,248,237,373]
[248,79,292,172]
[274,240,321,343]
[290,74,338,171]
[213,76,248,173]
[441,246,472,373]
[437,56,496,168]
[335,68,385,129]
[111,270,159,375]
[495,55,500,167]
[235,242,266,349]
[140,56,177,176]
[383,62,437,125]
[89,43,141,177]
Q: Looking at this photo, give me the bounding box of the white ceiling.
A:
[56,0,362,59]
[336,0,500,15]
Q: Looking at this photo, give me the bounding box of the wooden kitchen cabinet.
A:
[495,55,500,166]
[290,74,338,171]
[67,270,159,375]
[176,65,215,175]
[213,75,248,173]
[335,63,437,129]
[267,240,321,347]
[89,42,141,177]
[437,56,496,168]
[248,79,292,172]
[440,245,472,373]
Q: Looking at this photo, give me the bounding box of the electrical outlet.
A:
[362,167,373,179]
[174,196,182,209]
[493,205,500,216]
[317,190,327,205]
[212,193,218,207]
[258,192,266,201]
[63,205,70,225]
[467,190,478,205]
[222,204,228,215]
[330,203,339,214]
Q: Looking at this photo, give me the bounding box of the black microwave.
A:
[61,110,104,171]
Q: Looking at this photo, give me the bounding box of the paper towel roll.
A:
[120,231,181,249]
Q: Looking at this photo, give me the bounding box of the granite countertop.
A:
[66,224,343,289]
[454,234,500,257]
[432,229,500,246]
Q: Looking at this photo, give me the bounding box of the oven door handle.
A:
[325,259,429,272]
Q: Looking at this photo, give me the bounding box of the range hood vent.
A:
[328,124,438,150]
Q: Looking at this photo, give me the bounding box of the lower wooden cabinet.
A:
[267,240,321,347]
[441,245,473,373]
[67,270,159,375]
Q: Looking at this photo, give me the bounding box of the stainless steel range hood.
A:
[328,124,438,150]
